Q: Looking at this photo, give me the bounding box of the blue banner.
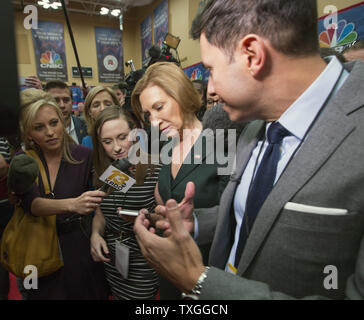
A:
[70,86,83,109]
[95,27,124,83]
[318,3,364,52]
[153,0,169,48]
[32,21,68,82]
[141,16,153,67]
[183,62,210,83]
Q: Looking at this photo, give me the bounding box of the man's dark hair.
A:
[112,81,128,95]
[44,80,72,98]
[190,0,319,57]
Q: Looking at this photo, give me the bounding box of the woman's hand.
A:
[70,190,107,215]
[90,232,110,263]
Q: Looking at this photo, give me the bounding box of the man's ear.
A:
[238,34,266,76]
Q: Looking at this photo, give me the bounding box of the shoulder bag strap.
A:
[24,149,51,195]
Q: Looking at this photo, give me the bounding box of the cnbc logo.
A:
[319,19,358,50]
[40,50,63,69]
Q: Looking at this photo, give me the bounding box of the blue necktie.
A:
[234,122,292,266]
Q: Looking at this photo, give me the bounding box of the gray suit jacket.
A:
[196,60,364,299]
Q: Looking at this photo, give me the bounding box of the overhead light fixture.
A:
[100,7,110,15]
[111,9,121,17]
[37,0,62,10]
[100,7,122,17]
[51,2,62,9]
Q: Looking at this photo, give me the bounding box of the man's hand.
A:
[154,181,195,237]
[134,199,205,293]
[25,76,42,89]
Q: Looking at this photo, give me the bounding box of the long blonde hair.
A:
[19,89,79,164]
[84,86,120,134]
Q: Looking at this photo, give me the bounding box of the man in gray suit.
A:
[134,0,364,299]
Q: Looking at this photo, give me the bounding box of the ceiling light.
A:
[100,7,109,15]
[111,9,121,17]
[38,0,62,10]
[50,2,62,9]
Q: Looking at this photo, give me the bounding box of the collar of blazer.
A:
[217,61,364,274]
[163,132,217,190]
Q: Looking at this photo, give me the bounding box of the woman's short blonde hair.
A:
[131,62,201,126]
[84,86,120,134]
[19,89,77,163]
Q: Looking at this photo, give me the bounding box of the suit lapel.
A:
[209,121,265,268]
[171,133,214,189]
[237,95,357,275]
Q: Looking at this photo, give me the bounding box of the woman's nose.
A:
[150,113,160,126]
[45,125,54,136]
[113,141,122,152]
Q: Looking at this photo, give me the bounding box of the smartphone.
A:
[117,209,139,216]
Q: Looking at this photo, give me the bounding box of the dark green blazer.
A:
[157,133,229,300]
[158,134,228,208]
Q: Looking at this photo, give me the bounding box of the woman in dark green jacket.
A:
[132,62,228,299]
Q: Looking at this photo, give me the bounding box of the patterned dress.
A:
[100,165,161,300]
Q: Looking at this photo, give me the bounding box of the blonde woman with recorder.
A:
[16,89,109,300]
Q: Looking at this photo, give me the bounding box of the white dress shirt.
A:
[225,56,349,271]
[67,117,79,145]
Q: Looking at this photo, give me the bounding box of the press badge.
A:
[115,241,129,279]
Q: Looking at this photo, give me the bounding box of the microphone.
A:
[7,154,39,194]
[99,158,133,192]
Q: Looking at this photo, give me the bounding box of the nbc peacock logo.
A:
[40,50,63,69]
[319,19,358,49]
[191,69,202,81]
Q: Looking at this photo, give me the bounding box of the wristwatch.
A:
[182,267,210,300]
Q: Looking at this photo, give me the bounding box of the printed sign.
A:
[95,27,124,83]
[318,3,364,52]
[141,16,153,67]
[99,165,136,193]
[183,62,210,82]
[32,20,68,81]
[153,0,169,48]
